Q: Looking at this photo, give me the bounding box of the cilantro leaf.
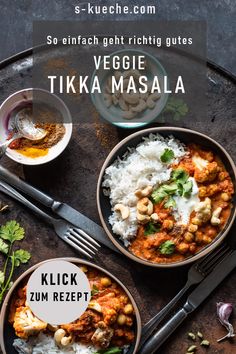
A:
[159,240,175,255]
[164,97,189,121]
[144,223,160,236]
[95,348,122,354]
[160,149,174,163]
[0,271,4,286]
[164,196,176,209]
[13,249,31,267]
[0,221,24,243]
[182,180,193,198]
[0,239,9,255]
[91,284,99,297]
[171,169,189,184]
[152,183,178,204]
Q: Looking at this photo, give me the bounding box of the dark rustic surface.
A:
[0,52,236,354]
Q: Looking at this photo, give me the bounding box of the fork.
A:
[139,243,232,347]
[0,180,100,259]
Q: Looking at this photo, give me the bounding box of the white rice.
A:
[13,333,97,354]
[103,133,187,246]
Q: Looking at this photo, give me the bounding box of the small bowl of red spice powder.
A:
[0,88,72,165]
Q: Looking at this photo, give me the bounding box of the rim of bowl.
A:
[90,48,169,129]
[0,257,142,354]
[0,88,73,166]
[97,126,236,268]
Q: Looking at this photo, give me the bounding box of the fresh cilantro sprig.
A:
[164,97,189,121]
[0,221,31,305]
[91,284,100,297]
[160,149,174,163]
[144,222,161,236]
[151,168,193,206]
[159,240,175,255]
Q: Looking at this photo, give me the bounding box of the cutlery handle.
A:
[140,283,190,346]
[0,181,55,225]
[0,165,54,208]
[139,308,188,354]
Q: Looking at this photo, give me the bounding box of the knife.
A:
[139,249,236,354]
[0,165,120,254]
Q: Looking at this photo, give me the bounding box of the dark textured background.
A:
[0,0,236,75]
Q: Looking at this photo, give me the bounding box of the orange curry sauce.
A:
[129,144,234,263]
[9,267,135,349]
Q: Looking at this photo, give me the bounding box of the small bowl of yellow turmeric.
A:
[0,88,72,165]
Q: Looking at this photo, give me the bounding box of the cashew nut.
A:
[112,94,119,106]
[139,92,149,100]
[54,329,72,347]
[122,110,137,120]
[119,96,129,111]
[88,301,102,312]
[146,97,156,109]
[149,92,161,101]
[114,204,130,219]
[211,207,222,225]
[54,329,66,345]
[104,93,112,108]
[135,186,153,198]
[136,212,150,223]
[137,198,153,216]
[61,336,72,346]
[122,92,140,105]
[131,99,147,113]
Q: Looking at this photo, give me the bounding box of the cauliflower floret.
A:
[91,321,114,348]
[194,197,212,223]
[211,207,222,226]
[13,306,47,339]
[194,161,219,183]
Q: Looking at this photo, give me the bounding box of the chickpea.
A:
[195,231,203,244]
[189,244,197,253]
[221,192,230,201]
[199,186,207,197]
[176,242,189,254]
[188,224,198,233]
[202,235,212,244]
[162,219,174,230]
[124,304,133,315]
[125,316,133,327]
[207,228,217,238]
[101,277,112,287]
[184,232,194,243]
[218,171,228,181]
[117,314,126,325]
[191,217,202,226]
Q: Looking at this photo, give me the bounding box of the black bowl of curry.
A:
[97,127,236,267]
[0,258,142,354]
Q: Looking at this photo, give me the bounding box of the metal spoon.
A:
[0,107,47,158]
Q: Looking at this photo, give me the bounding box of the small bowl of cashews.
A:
[90,49,169,128]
